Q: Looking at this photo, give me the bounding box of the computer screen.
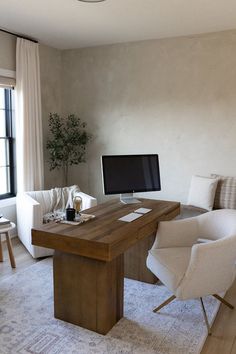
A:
[102,154,161,195]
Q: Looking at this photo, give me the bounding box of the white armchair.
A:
[146,209,236,334]
[16,187,97,258]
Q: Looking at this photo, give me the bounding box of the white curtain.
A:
[16,38,44,192]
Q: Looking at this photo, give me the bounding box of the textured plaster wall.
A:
[0,31,16,71]
[62,30,236,203]
[1,29,236,205]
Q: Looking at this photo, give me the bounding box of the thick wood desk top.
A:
[32,198,180,262]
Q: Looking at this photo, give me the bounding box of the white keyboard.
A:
[118,212,143,222]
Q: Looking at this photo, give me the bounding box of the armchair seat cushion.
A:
[147,247,192,292]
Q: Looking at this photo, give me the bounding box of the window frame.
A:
[0,88,16,200]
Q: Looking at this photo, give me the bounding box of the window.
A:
[0,87,15,199]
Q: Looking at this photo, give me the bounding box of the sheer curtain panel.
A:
[16,38,44,192]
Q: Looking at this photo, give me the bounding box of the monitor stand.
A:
[120,193,141,204]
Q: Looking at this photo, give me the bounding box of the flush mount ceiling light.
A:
[78,0,106,2]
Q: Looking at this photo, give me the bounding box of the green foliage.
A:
[46,113,92,181]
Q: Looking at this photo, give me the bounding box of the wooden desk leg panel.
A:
[124,233,158,284]
[53,251,124,335]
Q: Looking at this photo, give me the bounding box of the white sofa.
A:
[16,189,97,258]
[177,174,236,219]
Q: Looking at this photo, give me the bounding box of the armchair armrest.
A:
[151,217,199,250]
[16,193,44,256]
[17,193,43,228]
[17,192,55,258]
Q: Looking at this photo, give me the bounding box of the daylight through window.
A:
[0,87,15,199]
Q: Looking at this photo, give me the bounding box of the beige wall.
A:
[0,31,16,70]
[1,28,236,206]
[62,30,236,203]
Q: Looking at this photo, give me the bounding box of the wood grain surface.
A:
[32,198,180,262]
[53,251,124,334]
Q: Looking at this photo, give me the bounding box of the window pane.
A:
[0,139,9,166]
[0,110,6,136]
[0,89,5,109]
[0,166,10,195]
[0,88,15,198]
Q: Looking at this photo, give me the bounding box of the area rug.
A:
[0,258,221,354]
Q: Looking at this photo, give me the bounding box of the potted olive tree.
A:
[46,113,92,185]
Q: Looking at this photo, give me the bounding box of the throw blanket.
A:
[50,185,80,211]
[43,185,80,223]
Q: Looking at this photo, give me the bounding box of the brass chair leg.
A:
[153,295,176,313]
[213,294,234,309]
[200,297,211,335]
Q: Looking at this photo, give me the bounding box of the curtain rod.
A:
[0,28,38,43]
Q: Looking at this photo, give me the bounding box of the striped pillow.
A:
[211,174,236,209]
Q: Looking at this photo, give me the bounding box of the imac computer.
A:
[101,154,161,204]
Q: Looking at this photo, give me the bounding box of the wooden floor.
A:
[0,236,38,281]
[0,237,235,354]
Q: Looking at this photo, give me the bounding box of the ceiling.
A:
[1,0,236,50]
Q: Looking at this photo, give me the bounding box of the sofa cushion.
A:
[211,174,236,209]
[187,175,218,211]
[146,247,192,292]
[176,204,207,219]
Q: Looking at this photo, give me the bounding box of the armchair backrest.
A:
[197,209,236,240]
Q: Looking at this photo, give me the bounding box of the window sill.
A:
[0,197,16,208]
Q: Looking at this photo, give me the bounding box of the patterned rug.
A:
[0,258,221,354]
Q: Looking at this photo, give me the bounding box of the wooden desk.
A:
[32,198,180,334]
